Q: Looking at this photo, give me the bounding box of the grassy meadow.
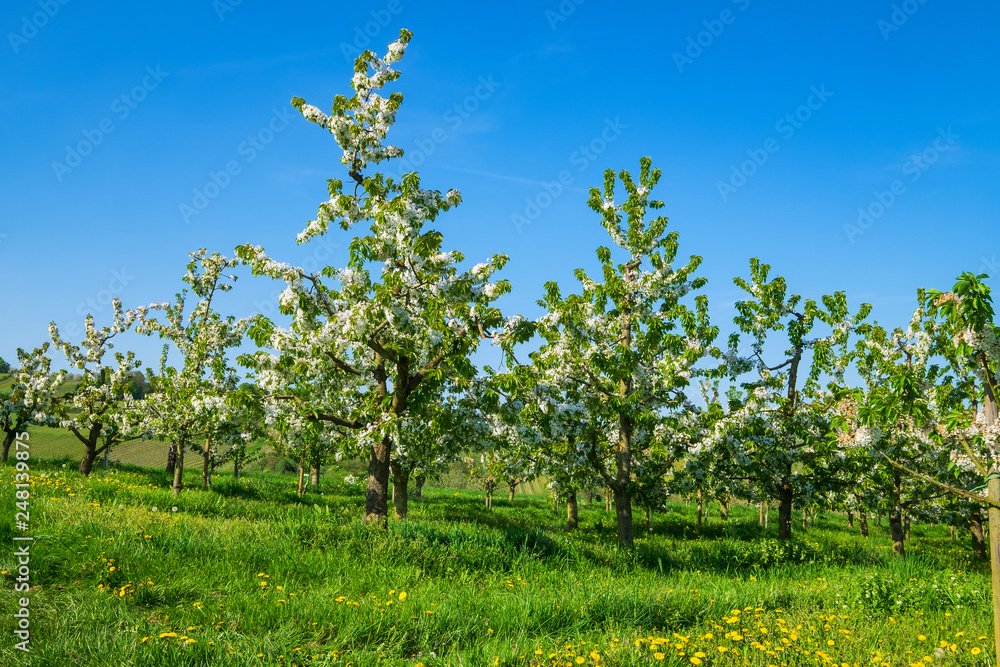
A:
[1,454,995,667]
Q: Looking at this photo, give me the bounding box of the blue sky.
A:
[2,0,998,376]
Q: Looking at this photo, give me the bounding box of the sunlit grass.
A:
[0,459,993,666]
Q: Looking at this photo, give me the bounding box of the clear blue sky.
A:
[2,0,998,374]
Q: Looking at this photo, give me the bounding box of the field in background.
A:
[22,425,551,496]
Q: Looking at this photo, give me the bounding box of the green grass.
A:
[0,458,994,667]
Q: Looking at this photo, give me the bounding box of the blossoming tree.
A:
[839,309,954,556]
[123,250,253,495]
[237,30,510,524]
[1,346,63,462]
[530,157,717,548]
[45,300,144,475]
[706,259,871,539]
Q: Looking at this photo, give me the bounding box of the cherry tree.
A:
[706,259,870,539]
[837,309,954,556]
[1,346,63,463]
[387,385,485,517]
[122,250,253,495]
[237,30,509,524]
[529,157,717,548]
[43,301,146,475]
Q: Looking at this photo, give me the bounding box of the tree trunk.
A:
[508,482,517,502]
[1,429,16,462]
[890,470,905,556]
[312,460,321,489]
[233,459,240,480]
[759,501,765,526]
[970,508,987,560]
[904,514,911,541]
[172,445,185,496]
[202,437,212,489]
[859,511,869,538]
[889,512,905,556]
[778,478,794,540]
[553,495,558,512]
[486,488,493,510]
[166,443,177,475]
[606,487,611,512]
[719,496,729,521]
[566,490,578,530]
[587,489,594,505]
[613,484,634,549]
[645,506,651,526]
[847,511,854,528]
[413,474,425,499]
[297,461,305,496]
[79,439,97,476]
[696,488,703,527]
[364,435,391,525]
[802,508,808,531]
[392,466,409,520]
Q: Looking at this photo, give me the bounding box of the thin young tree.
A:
[530,157,717,548]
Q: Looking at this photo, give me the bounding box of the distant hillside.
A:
[0,373,82,394]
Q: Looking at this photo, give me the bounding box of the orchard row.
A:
[2,30,997,555]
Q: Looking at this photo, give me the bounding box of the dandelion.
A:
[171,507,178,512]
[151,507,158,512]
